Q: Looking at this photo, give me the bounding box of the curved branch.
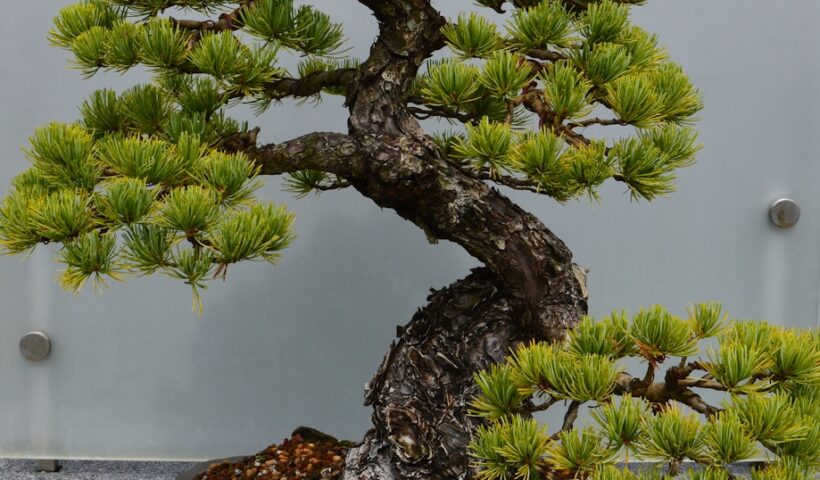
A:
[244,132,364,178]
[171,12,240,33]
[614,366,722,418]
[677,378,726,391]
[526,49,566,62]
[474,171,548,195]
[176,63,357,101]
[406,99,476,123]
[263,68,358,100]
[551,400,582,440]
[567,117,630,129]
[169,1,252,33]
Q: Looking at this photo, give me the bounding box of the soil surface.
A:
[193,429,350,480]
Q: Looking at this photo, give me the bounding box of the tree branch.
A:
[642,361,656,387]
[551,400,582,440]
[169,2,249,33]
[567,118,630,129]
[243,132,364,178]
[263,68,358,100]
[613,363,722,419]
[526,49,566,62]
[521,395,561,414]
[474,171,547,195]
[677,378,727,391]
[315,178,351,192]
[406,101,475,123]
[673,389,720,417]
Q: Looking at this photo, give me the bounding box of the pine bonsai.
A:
[3,0,805,478]
[469,305,819,479]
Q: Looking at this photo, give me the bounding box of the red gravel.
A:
[195,433,349,480]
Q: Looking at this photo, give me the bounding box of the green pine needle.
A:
[471,363,526,420]
[58,230,122,293]
[452,117,513,176]
[139,18,190,69]
[420,60,483,109]
[29,190,94,243]
[547,427,616,474]
[541,61,594,121]
[442,13,503,59]
[506,1,574,52]
[156,185,220,236]
[637,404,703,463]
[97,135,184,184]
[95,177,156,225]
[591,393,648,454]
[122,224,175,275]
[701,410,758,466]
[479,51,532,98]
[629,305,697,360]
[687,302,728,339]
[192,151,262,208]
[208,203,294,265]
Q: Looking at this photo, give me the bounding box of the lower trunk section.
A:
[182,267,583,480]
[342,268,537,480]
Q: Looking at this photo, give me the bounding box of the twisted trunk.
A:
[335,3,587,473]
[247,2,588,478]
[342,267,585,480]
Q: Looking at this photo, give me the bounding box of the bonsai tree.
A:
[0,0,734,478]
[469,305,819,479]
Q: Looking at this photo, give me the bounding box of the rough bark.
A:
[342,269,534,480]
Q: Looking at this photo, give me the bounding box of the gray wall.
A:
[0,0,818,460]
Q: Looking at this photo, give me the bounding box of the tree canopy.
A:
[0,0,702,310]
[470,304,820,479]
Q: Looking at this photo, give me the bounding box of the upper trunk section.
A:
[343,1,586,339]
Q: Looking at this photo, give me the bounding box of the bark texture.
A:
[342,269,532,480]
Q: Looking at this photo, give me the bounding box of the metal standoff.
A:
[769,198,800,229]
[19,331,51,362]
[35,460,61,472]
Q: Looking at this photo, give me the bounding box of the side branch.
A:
[170,2,248,33]
[265,68,358,100]
[613,362,722,418]
[176,63,357,101]
[243,132,364,178]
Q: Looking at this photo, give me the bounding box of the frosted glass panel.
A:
[0,0,818,461]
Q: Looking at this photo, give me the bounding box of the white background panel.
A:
[0,0,818,460]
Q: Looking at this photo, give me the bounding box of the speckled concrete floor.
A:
[0,460,196,480]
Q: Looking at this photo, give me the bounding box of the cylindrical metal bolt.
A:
[769,198,800,228]
[19,331,51,362]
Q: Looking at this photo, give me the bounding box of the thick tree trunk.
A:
[342,267,585,480]
[342,268,527,480]
[247,2,589,478]
[333,3,587,477]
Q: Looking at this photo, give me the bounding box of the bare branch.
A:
[673,389,720,417]
[522,395,561,414]
[315,178,351,192]
[526,49,566,62]
[568,118,630,129]
[677,378,727,391]
[170,1,250,33]
[551,400,582,440]
[263,68,358,100]
[614,364,722,419]
[642,361,656,387]
[406,98,476,123]
[475,171,547,195]
[243,132,364,178]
